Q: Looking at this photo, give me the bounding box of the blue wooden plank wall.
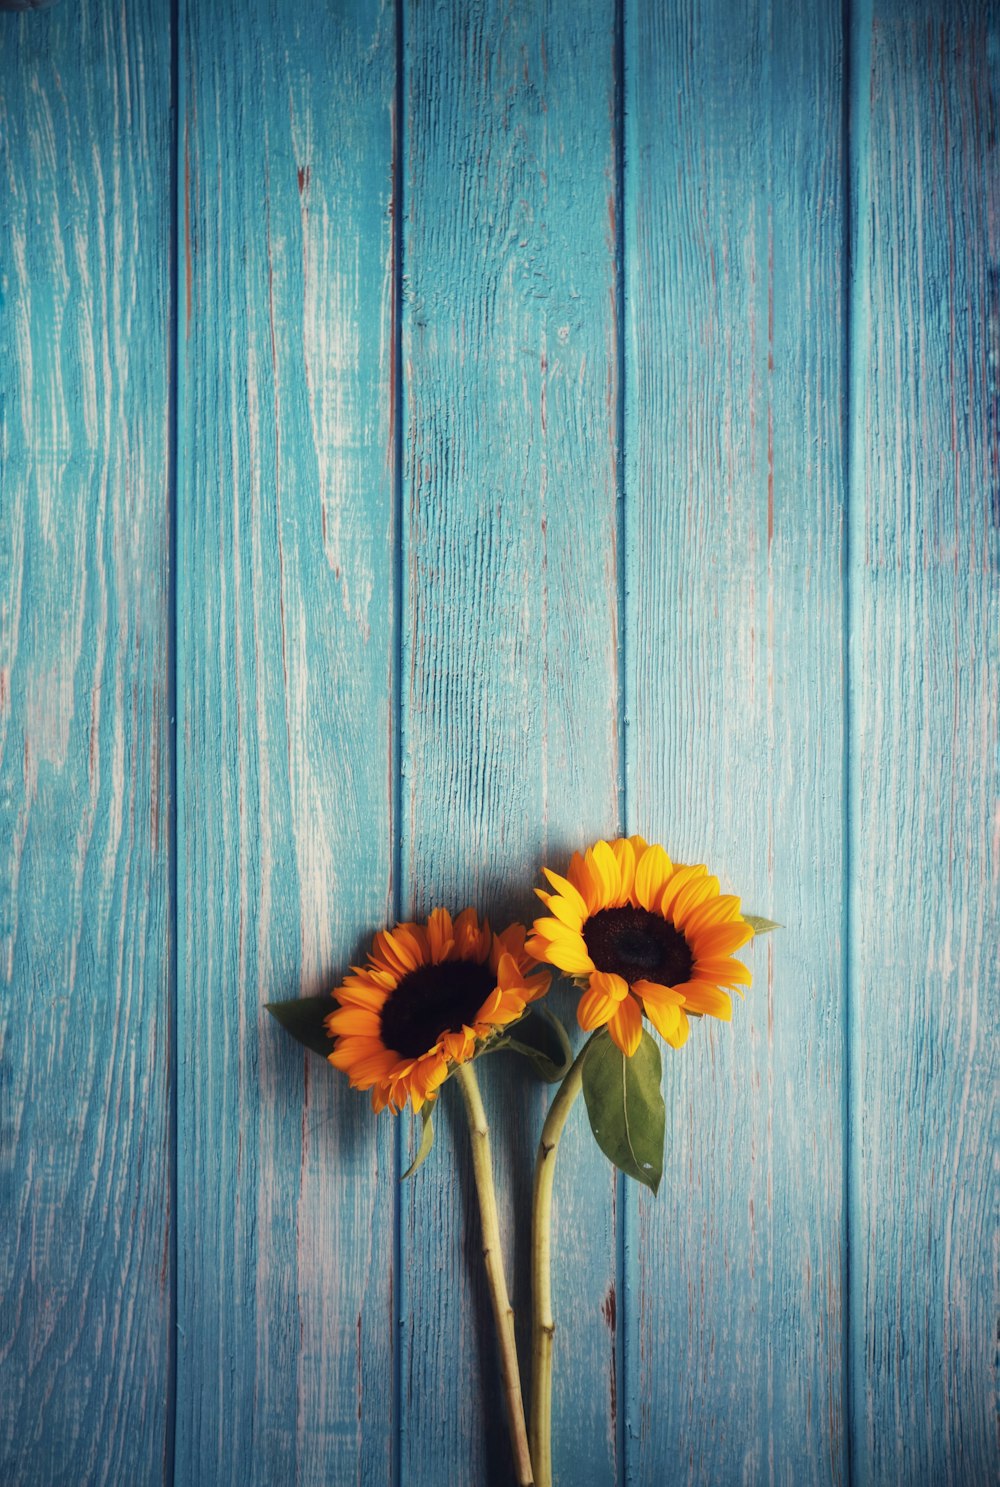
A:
[1,2,996,1485]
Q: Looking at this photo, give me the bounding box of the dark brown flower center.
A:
[379,959,495,1060]
[584,906,693,988]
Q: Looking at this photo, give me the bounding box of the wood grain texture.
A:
[0,3,173,1483]
[399,1,622,1481]
[848,3,999,1482]
[624,2,848,1482]
[174,3,398,1482]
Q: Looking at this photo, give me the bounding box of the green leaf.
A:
[745,914,783,937]
[581,1029,666,1194]
[501,1006,573,1082]
[265,996,335,1059]
[401,1108,434,1179]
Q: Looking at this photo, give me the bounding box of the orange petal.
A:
[634,843,672,911]
[326,1006,381,1036]
[590,839,623,904]
[537,938,596,975]
[536,888,584,931]
[495,952,523,994]
[577,983,618,1031]
[671,873,720,924]
[658,864,707,919]
[566,850,601,914]
[675,981,733,1020]
[608,995,643,1056]
[334,981,387,1011]
[590,970,630,1003]
[682,894,743,932]
[692,956,753,988]
[661,1007,690,1049]
[426,907,455,962]
[690,920,753,958]
[642,995,681,1042]
[633,978,686,1010]
[611,837,637,901]
[542,868,589,922]
[530,915,579,943]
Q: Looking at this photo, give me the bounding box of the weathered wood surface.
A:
[848,3,998,1483]
[624,2,848,1483]
[399,2,621,1482]
[174,2,398,1483]
[0,2,173,1483]
[2,0,996,1483]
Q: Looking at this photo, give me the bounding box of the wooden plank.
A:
[399,1,622,1481]
[0,3,173,1483]
[624,2,847,1482]
[174,3,398,1482]
[848,4,998,1482]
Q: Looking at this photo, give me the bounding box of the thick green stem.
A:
[454,1062,534,1486]
[529,1036,594,1487]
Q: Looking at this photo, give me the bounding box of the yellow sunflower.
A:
[525,836,752,1057]
[326,907,551,1113]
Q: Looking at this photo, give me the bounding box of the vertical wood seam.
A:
[614,2,628,1482]
[166,0,182,1480]
[391,3,406,1484]
[844,0,873,1481]
[840,4,853,1482]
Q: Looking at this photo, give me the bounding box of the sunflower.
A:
[525,836,752,1057]
[326,907,551,1113]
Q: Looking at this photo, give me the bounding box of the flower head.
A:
[526,836,752,1056]
[326,908,550,1113]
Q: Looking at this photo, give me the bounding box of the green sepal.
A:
[265,996,335,1059]
[499,1006,573,1082]
[744,914,783,936]
[401,1108,434,1180]
[581,1028,666,1194]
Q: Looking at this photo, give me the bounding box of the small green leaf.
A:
[401,1108,434,1179]
[501,1006,573,1082]
[581,1029,666,1194]
[745,915,783,937]
[265,996,335,1059]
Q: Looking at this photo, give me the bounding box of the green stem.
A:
[454,1062,534,1487]
[529,1035,595,1487]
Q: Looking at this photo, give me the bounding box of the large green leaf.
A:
[744,914,782,936]
[265,995,335,1059]
[401,1107,435,1180]
[581,1029,666,1194]
[499,1006,573,1082]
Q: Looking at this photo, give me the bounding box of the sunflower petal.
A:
[671,873,720,924]
[690,920,754,958]
[588,840,621,906]
[541,939,597,975]
[658,863,707,919]
[662,1007,690,1049]
[674,981,733,1020]
[641,994,682,1042]
[334,981,388,1011]
[567,850,601,914]
[326,1006,381,1037]
[692,956,753,988]
[426,907,455,962]
[608,995,643,1056]
[542,868,589,922]
[577,983,617,1031]
[632,978,686,1010]
[611,837,637,901]
[539,889,585,931]
[634,843,673,911]
[683,894,743,932]
[531,915,581,944]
